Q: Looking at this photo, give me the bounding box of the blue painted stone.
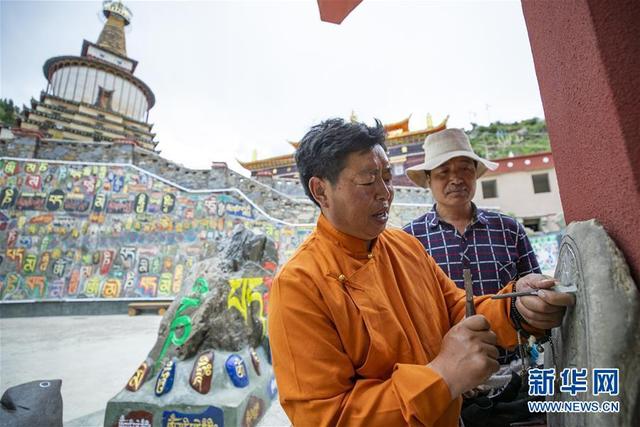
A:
[267,376,278,400]
[162,406,224,427]
[154,358,176,396]
[225,354,249,388]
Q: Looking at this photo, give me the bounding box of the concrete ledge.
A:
[0,300,171,318]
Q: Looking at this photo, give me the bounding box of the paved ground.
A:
[0,314,290,426]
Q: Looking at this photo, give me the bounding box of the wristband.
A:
[510,295,531,338]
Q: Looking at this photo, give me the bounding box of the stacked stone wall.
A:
[0,137,39,159]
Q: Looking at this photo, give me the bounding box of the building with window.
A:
[473,151,563,231]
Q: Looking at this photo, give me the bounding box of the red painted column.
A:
[521,0,640,284]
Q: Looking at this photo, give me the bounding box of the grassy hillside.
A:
[467,118,550,160]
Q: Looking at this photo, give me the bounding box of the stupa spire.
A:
[96,1,132,57]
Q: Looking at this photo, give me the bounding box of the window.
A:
[523,217,541,232]
[532,173,551,193]
[95,87,114,110]
[481,179,498,198]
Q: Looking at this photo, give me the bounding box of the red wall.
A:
[522,0,640,284]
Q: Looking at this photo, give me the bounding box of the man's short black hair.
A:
[295,118,387,207]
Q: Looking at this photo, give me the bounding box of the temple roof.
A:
[385,115,448,148]
[384,115,411,135]
[239,115,449,172]
[237,153,297,171]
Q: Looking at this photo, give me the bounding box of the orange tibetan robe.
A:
[268,214,522,427]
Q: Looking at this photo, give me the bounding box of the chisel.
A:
[463,268,475,317]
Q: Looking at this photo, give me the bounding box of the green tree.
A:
[0,98,21,126]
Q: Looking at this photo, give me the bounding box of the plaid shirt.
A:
[403,204,541,296]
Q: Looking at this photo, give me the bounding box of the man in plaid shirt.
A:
[403,128,540,299]
[404,206,540,297]
[404,128,542,425]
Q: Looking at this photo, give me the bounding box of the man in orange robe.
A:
[268,118,574,426]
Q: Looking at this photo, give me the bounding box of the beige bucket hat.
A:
[406,128,498,188]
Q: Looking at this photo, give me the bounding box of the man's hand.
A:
[514,273,576,330]
[427,315,499,399]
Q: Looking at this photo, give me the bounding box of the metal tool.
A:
[463,268,475,317]
[491,282,577,300]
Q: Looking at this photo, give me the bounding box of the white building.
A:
[473,151,563,231]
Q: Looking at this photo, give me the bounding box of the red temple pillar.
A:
[522,0,640,284]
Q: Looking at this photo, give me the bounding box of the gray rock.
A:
[546,219,639,427]
[0,379,63,427]
[105,227,279,426]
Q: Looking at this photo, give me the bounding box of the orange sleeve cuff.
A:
[391,364,460,426]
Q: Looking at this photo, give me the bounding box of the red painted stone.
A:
[112,410,153,427]
[242,395,265,427]
[125,360,150,392]
[250,348,261,376]
[189,350,214,394]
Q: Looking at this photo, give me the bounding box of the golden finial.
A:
[426,113,434,130]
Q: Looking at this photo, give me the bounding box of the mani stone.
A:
[546,219,640,427]
[242,396,265,427]
[162,406,224,426]
[268,377,278,400]
[112,410,153,427]
[250,348,261,376]
[154,359,176,397]
[126,360,151,392]
[262,337,272,365]
[190,351,214,394]
[226,354,250,388]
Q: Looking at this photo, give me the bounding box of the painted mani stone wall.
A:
[0,158,312,302]
[529,231,563,274]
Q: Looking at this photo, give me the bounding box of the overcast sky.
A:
[1,0,544,174]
